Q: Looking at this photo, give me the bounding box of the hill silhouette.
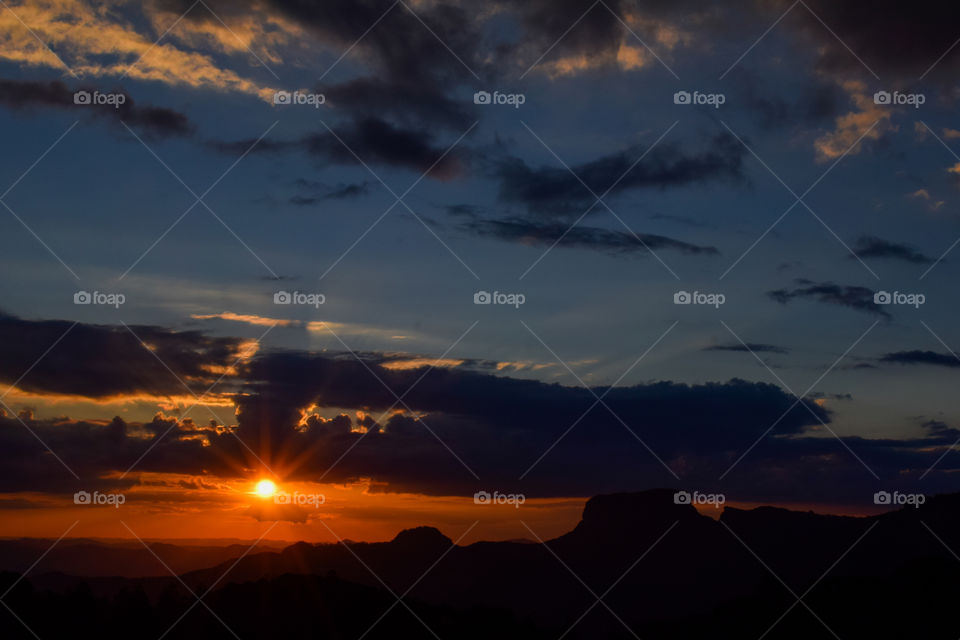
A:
[0,538,289,578]
[3,489,960,638]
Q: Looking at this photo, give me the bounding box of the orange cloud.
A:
[380,357,465,371]
[192,312,294,327]
[814,81,893,162]
[0,0,279,101]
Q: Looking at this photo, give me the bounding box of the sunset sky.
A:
[1,0,960,543]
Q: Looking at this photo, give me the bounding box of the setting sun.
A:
[254,479,277,498]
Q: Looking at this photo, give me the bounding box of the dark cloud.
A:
[289,180,370,205]
[493,133,745,216]
[508,0,629,68]
[780,0,960,82]
[2,315,959,504]
[306,117,464,178]
[923,419,958,436]
[880,350,960,369]
[839,362,878,371]
[703,343,788,354]
[730,71,844,129]
[0,312,243,398]
[160,0,484,85]
[444,204,483,217]
[853,236,934,264]
[809,391,853,401]
[320,77,472,131]
[0,79,193,137]
[767,280,888,317]
[0,368,835,499]
[499,0,732,77]
[0,314,836,498]
[157,0,728,88]
[649,213,712,229]
[461,216,719,255]
[211,117,464,177]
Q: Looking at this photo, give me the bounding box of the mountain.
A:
[0,538,289,577]
[3,490,960,638]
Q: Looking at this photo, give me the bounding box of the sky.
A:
[1,0,960,543]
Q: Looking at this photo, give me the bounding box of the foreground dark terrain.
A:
[2,489,959,638]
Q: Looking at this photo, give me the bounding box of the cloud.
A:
[191,312,294,327]
[493,133,745,216]
[767,280,888,317]
[0,0,276,100]
[319,77,472,131]
[906,187,946,211]
[288,180,370,205]
[809,391,853,401]
[0,78,193,136]
[500,0,717,78]
[880,351,960,369]
[730,71,843,130]
[460,217,719,255]
[3,315,960,504]
[0,311,248,399]
[703,343,788,354]
[0,356,834,498]
[308,117,465,178]
[212,117,466,178]
[258,0,482,84]
[813,81,892,162]
[0,314,835,498]
[190,311,416,342]
[852,236,933,264]
[779,0,960,83]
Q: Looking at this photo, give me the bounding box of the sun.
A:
[254,479,277,498]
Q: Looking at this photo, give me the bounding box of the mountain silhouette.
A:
[0,538,289,577]
[3,489,960,638]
